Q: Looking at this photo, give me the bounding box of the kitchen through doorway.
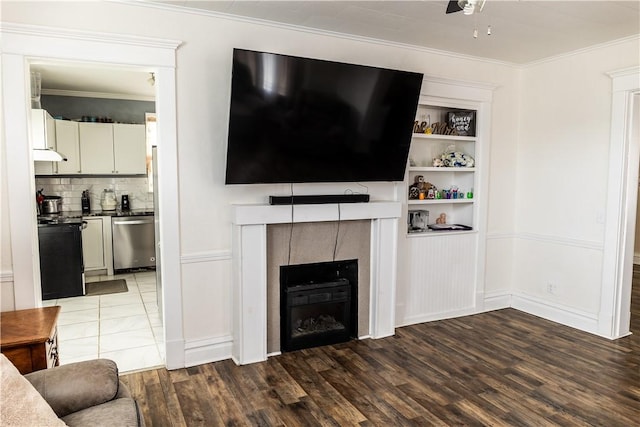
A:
[32,61,165,373]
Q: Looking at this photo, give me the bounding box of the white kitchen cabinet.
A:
[113,124,147,174]
[79,123,114,174]
[55,120,81,174]
[33,109,57,175]
[79,122,146,175]
[82,216,114,276]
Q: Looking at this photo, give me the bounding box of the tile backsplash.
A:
[36,176,154,212]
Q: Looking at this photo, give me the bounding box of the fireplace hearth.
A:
[280,260,357,352]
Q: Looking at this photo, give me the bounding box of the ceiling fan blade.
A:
[446,0,463,14]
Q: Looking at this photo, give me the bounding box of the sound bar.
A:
[269,194,370,205]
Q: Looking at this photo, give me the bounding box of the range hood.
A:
[33,149,67,162]
[31,109,66,162]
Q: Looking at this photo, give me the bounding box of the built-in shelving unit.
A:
[405,103,478,236]
[395,78,494,329]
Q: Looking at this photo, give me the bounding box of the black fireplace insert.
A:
[280,260,358,352]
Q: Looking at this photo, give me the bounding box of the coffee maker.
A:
[121,194,130,211]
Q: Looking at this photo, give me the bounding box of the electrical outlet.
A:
[546,282,557,294]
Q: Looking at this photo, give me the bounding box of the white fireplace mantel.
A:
[231,201,401,365]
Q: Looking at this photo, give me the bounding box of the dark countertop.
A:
[38,209,154,224]
[66,209,154,218]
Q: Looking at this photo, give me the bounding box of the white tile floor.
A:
[42,271,164,373]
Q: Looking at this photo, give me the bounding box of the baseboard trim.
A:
[483,290,511,312]
[396,306,477,328]
[184,335,233,368]
[511,292,600,336]
[165,338,186,370]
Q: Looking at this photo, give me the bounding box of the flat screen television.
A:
[225,49,423,184]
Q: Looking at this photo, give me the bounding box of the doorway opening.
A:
[31,61,165,373]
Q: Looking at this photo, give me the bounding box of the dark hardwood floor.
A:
[122,279,640,426]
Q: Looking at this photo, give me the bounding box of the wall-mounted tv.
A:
[224,49,423,184]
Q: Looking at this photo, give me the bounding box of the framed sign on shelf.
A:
[447,110,476,136]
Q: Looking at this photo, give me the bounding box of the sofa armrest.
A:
[24,359,120,418]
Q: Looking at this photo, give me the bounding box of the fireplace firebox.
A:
[280,260,357,352]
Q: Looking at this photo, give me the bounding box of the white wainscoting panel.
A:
[398,232,478,326]
[180,250,234,365]
[1,271,15,312]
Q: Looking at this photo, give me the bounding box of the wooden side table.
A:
[0,306,60,374]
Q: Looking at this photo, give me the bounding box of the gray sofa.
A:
[1,354,144,426]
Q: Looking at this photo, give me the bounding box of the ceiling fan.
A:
[446,0,487,15]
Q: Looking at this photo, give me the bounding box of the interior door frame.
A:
[0,23,185,369]
[600,66,640,338]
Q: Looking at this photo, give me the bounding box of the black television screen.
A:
[225,49,423,184]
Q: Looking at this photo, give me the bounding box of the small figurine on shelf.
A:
[409,175,425,200]
[409,175,438,200]
[436,213,447,224]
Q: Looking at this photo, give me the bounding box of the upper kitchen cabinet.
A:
[113,124,146,174]
[79,123,114,174]
[34,116,81,175]
[79,122,146,175]
[55,120,80,174]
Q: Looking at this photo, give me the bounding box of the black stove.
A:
[37,216,85,300]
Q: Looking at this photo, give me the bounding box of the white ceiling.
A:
[157,0,640,64]
[31,61,157,100]
[31,1,640,98]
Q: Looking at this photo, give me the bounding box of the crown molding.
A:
[422,75,500,93]
[606,66,640,80]
[0,21,181,51]
[117,0,518,69]
[523,34,640,68]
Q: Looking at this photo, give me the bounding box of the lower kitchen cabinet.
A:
[82,216,114,276]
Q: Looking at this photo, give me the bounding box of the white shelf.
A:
[409,167,475,172]
[411,133,476,142]
[408,199,474,205]
[406,229,477,238]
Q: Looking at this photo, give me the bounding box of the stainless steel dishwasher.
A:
[112,215,156,271]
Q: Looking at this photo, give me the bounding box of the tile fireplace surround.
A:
[231,201,401,365]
